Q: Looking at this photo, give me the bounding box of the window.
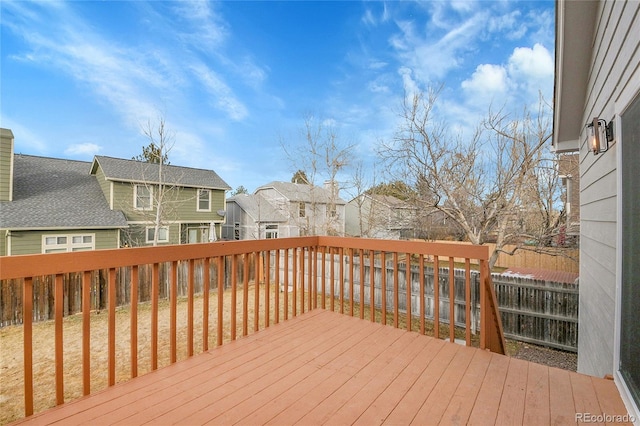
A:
[234,223,240,240]
[135,185,153,210]
[43,234,94,253]
[299,202,306,218]
[146,226,169,244]
[197,189,211,212]
[265,224,278,239]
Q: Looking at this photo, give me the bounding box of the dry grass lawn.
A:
[1,283,490,425]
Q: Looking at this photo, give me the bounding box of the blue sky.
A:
[1,0,555,193]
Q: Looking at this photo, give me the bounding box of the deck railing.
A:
[0,236,505,419]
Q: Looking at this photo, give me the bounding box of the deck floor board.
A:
[13,309,631,426]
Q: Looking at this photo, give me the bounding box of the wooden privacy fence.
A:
[420,240,579,273]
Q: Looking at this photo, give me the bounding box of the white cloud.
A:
[390,11,488,85]
[461,64,508,94]
[65,143,102,157]
[508,43,553,80]
[190,63,248,121]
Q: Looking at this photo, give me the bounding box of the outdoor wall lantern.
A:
[586,117,614,155]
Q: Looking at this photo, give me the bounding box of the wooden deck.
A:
[13,309,630,425]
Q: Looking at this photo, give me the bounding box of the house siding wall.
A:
[578,0,640,377]
[7,229,120,255]
[111,181,225,223]
[0,129,14,202]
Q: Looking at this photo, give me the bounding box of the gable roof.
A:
[0,155,128,230]
[255,181,346,204]
[91,156,231,190]
[227,193,287,222]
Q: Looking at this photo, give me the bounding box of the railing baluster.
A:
[449,257,455,343]
[254,252,260,331]
[393,253,399,328]
[369,251,375,323]
[231,255,237,340]
[170,261,177,364]
[203,258,210,351]
[107,268,116,386]
[283,248,289,321]
[419,255,425,335]
[151,263,159,370]
[187,259,194,357]
[23,276,34,416]
[275,250,280,324]
[217,256,224,346]
[329,247,335,312]
[82,270,91,393]
[406,253,411,332]
[299,248,305,314]
[465,258,471,346]
[434,256,440,339]
[380,252,386,325]
[265,250,270,328]
[242,253,249,336]
[55,273,64,403]
[320,247,326,309]
[349,248,354,317]
[307,246,313,312]
[360,249,365,320]
[292,248,297,318]
[130,266,138,378]
[339,248,344,315]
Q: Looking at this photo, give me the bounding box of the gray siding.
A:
[578,0,640,377]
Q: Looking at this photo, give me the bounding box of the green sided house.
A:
[0,128,231,255]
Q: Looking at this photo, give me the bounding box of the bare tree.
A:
[121,117,183,247]
[380,88,561,268]
[281,114,355,236]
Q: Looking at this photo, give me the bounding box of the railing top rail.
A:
[317,236,490,260]
[0,236,489,280]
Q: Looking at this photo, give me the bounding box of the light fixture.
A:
[586,117,614,155]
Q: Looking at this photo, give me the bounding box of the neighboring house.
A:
[557,152,580,246]
[227,181,346,239]
[90,155,230,246]
[553,0,639,418]
[222,193,290,240]
[345,193,416,239]
[0,129,128,255]
[0,128,231,255]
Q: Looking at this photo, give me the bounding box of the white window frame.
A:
[134,185,153,211]
[234,223,240,240]
[265,224,278,239]
[42,234,95,253]
[145,226,169,244]
[197,189,212,212]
